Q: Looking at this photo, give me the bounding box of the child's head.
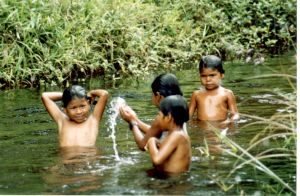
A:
[159,95,189,126]
[62,85,89,107]
[151,73,183,97]
[62,85,91,123]
[199,55,224,74]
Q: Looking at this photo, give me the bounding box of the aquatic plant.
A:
[211,70,296,194]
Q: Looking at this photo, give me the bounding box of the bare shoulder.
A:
[221,87,234,96]
[193,88,206,94]
[191,89,205,97]
[169,130,189,142]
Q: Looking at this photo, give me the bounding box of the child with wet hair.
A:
[41,85,108,147]
[120,73,184,151]
[189,55,239,123]
[144,95,191,173]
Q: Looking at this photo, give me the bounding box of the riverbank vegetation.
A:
[0,0,296,88]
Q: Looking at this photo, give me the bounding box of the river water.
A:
[0,53,296,195]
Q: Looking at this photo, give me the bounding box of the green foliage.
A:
[213,0,296,53]
[0,0,296,88]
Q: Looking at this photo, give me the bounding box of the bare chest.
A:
[197,93,228,108]
[59,118,98,147]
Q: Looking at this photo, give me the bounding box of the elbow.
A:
[41,93,47,101]
[152,157,162,165]
[137,141,147,151]
[102,90,109,99]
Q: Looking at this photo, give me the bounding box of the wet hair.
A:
[151,73,183,97]
[199,55,225,74]
[62,85,89,108]
[159,95,189,126]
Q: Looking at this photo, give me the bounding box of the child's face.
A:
[154,111,170,130]
[200,68,224,90]
[152,92,163,107]
[64,98,91,123]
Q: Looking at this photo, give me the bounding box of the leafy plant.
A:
[0,0,296,88]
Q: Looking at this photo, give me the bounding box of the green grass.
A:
[0,0,296,88]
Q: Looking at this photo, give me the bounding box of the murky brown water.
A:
[0,53,296,194]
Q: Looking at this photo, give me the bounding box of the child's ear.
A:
[165,113,173,122]
[221,73,225,78]
[156,92,164,102]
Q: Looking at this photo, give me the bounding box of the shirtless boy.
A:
[144,95,191,173]
[189,55,239,123]
[41,85,108,147]
[119,73,183,150]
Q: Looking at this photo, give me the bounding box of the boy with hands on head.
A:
[41,85,108,147]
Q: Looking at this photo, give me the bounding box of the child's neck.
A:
[168,124,183,133]
[205,85,222,93]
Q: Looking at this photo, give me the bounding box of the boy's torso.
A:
[158,131,191,173]
[194,87,229,121]
[59,115,99,147]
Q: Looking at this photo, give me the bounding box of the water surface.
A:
[0,54,296,195]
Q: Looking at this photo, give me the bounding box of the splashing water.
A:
[107,97,126,161]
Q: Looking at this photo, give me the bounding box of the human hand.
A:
[219,119,230,128]
[119,105,137,123]
[87,91,97,105]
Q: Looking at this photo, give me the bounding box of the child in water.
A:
[144,95,191,173]
[41,85,108,147]
[189,55,239,123]
[119,73,183,150]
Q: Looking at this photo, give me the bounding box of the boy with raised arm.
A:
[41,85,108,147]
[119,73,183,150]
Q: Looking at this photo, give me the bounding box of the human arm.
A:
[120,105,163,150]
[41,92,65,125]
[89,89,109,121]
[131,120,163,150]
[146,134,179,165]
[119,105,151,133]
[188,91,197,119]
[227,90,239,121]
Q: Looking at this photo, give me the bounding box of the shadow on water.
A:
[0,53,296,195]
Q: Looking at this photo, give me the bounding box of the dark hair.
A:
[199,55,225,74]
[151,73,183,97]
[62,85,88,107]
[159,95,189,126]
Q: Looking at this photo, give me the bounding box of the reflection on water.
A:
[0,54,296,195]
[43,147,104,194]
[188,120,237,156]
[59,146,100,164]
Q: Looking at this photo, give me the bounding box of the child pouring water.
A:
[119,73,183,150]
[41,85,108,147]
[189,55,239,124]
